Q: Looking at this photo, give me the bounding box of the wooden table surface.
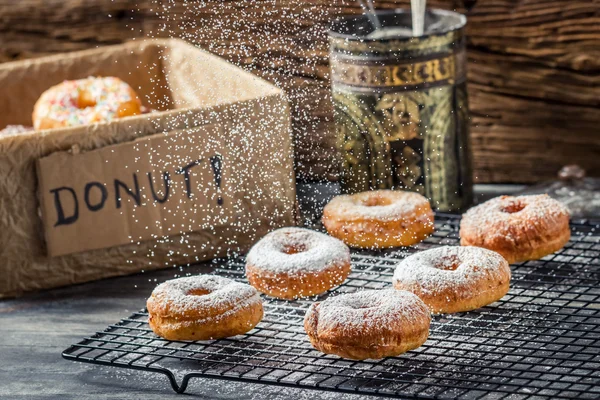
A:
[0,183,521,399]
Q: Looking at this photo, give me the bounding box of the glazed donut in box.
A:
[0,39,296,298]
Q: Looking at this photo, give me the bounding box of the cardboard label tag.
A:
[37,124,231,257]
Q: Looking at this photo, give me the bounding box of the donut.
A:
[460,195,570,263]
[245,227,351,299]
[32,76,142,130]
[0,125,33,136]
[146,275,263,341]
[322,189,434,248]
[304,289,431,360]
[393,246,511,314]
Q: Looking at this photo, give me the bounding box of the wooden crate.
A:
[1,0,598,183]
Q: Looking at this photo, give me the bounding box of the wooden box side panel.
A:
[0,94,295,298]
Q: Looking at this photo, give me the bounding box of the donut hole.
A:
[77,90,97,109]
[187,288,212,297]
[500,200,526,214]
[344,299,376,310]
[436,255,461,271]
[353,304,375,310]
[361,195,392,207]
[341,303,375,311]
[282,243,308,255]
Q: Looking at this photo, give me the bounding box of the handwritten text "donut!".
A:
[36,126,230,257]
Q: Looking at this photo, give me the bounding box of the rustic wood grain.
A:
[0,0,598,183]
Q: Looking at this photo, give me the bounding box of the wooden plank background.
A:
[1,0,598,183]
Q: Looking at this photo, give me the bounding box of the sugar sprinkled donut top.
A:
[33,76,140,130]
[308,289,430,340]
[147,275,261,318]
[393,246,510,296]
[245,227,350,273]
[460,194,570,241]
[324,189,432,222]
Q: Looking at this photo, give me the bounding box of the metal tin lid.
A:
[329,9,466,41]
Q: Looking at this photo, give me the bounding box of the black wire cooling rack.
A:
[63,214,600,399]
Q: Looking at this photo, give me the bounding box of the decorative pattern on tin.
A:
[331,53,458,89]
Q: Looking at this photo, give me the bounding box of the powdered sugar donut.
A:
[322,190,434,248]
[460,195,570,263]
[304,289,431,360]
[393,246,511,314]
[32,76,142,130]
[245,227,351,299]
[147,275,263,341]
